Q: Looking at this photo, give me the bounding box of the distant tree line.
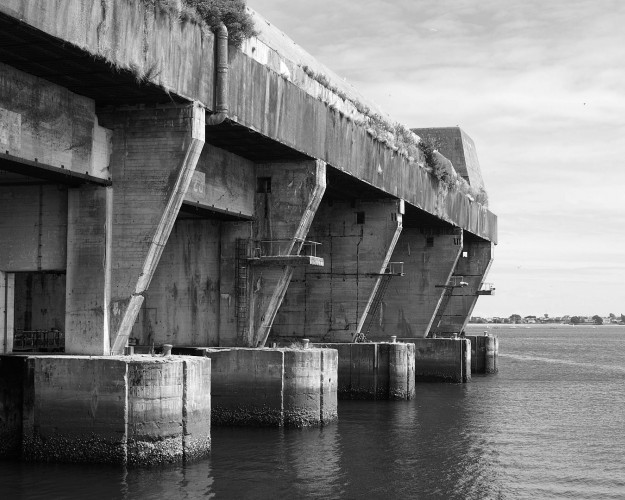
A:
[470,313,625,325]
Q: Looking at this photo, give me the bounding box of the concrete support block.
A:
[468,335,499,374]
[0,356,32,458]
[407,338,471,383]
[315,343,415,400]
[380,227,463,339]
[201,347,337,427]
[0,355,210,465]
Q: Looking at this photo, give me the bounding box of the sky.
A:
[247,0,625,318]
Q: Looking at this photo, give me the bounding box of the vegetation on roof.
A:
[301,65,489,206]
[142,0,257,46]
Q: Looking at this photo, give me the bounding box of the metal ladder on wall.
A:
[235,239,249,338]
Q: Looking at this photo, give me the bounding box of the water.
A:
[2,325,625,499]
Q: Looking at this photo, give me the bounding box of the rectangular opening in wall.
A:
[257,177,272,193]
[12,271,66,353]
[356,211,365,224]
[426,237,434,247]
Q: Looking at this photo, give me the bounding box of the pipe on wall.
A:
[206,23,229,126]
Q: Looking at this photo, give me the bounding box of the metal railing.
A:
[384,262,404,275]
[252,239,321,258]
[13,329,65,352]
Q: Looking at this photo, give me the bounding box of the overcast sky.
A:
[248,0,625,318]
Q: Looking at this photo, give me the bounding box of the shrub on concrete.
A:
[143,0,256,46]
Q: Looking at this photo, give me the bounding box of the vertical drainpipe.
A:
[206,22,229,126]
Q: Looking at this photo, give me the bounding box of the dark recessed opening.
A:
[426,237,434,247]
[257,177,272,193]
[356,211,365,225]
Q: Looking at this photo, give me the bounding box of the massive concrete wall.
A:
[272,199,402,342]
[135,219,221,347]
[0,0,496,243]
[0,185,68,272]
[372,228,463,339]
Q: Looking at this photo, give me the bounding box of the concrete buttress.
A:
[430,235,493,336]
[273,199,403,343]
[374,227,464,339]
[246,160,326,347]
[98,103,205,355]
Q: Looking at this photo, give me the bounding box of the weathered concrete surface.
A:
[0,355,31,457]
[0,272,15,354]
[412,127,485,190]
[248,160,326,347]
[199,347,337,427]
[273,199,403,343]
[374,228,463,339]
[65,186,111,354]
[0,63,111,180]
[0,354,210,465]
[98,103,205,355]
[13,272,65,331]
[430,237,493,336]
[0,185,68,272]
[0,1,214,106]
[134,219,221,347]
[315,343,415,400]
[407,338,471,383]
[0,0,497,243]
[184,144,255,218]
[467,335,499,374]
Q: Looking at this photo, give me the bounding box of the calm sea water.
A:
[2,325,625,499]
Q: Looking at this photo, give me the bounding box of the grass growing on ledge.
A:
[300,65,489,206]
[142,0,257,46]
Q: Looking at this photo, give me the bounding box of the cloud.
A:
[249,0,625,317]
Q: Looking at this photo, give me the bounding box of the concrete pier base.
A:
[196,348,337,427]
[0,355,211,465]
[404,338,471,383]
[468,335,499,374]
[314,343,416,400]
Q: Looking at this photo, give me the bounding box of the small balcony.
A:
[248,238,324,267]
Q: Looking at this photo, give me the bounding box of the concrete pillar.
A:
[247,160,326,347]
[65,186,112,354]
[377,227,463,339]
[273,199,403,343]
[430,235,493,336]
[0,272,15,353]
[98,103,205,355]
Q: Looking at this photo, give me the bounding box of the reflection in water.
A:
[2,326,625,499]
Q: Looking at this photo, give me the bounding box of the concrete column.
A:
[0,272,15,353]
[248,160,326,347]
[99,103,205,355]
[65,186,112,354]
[378,227,463,339]
[273,199,403,343]
[430,235,493,336]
